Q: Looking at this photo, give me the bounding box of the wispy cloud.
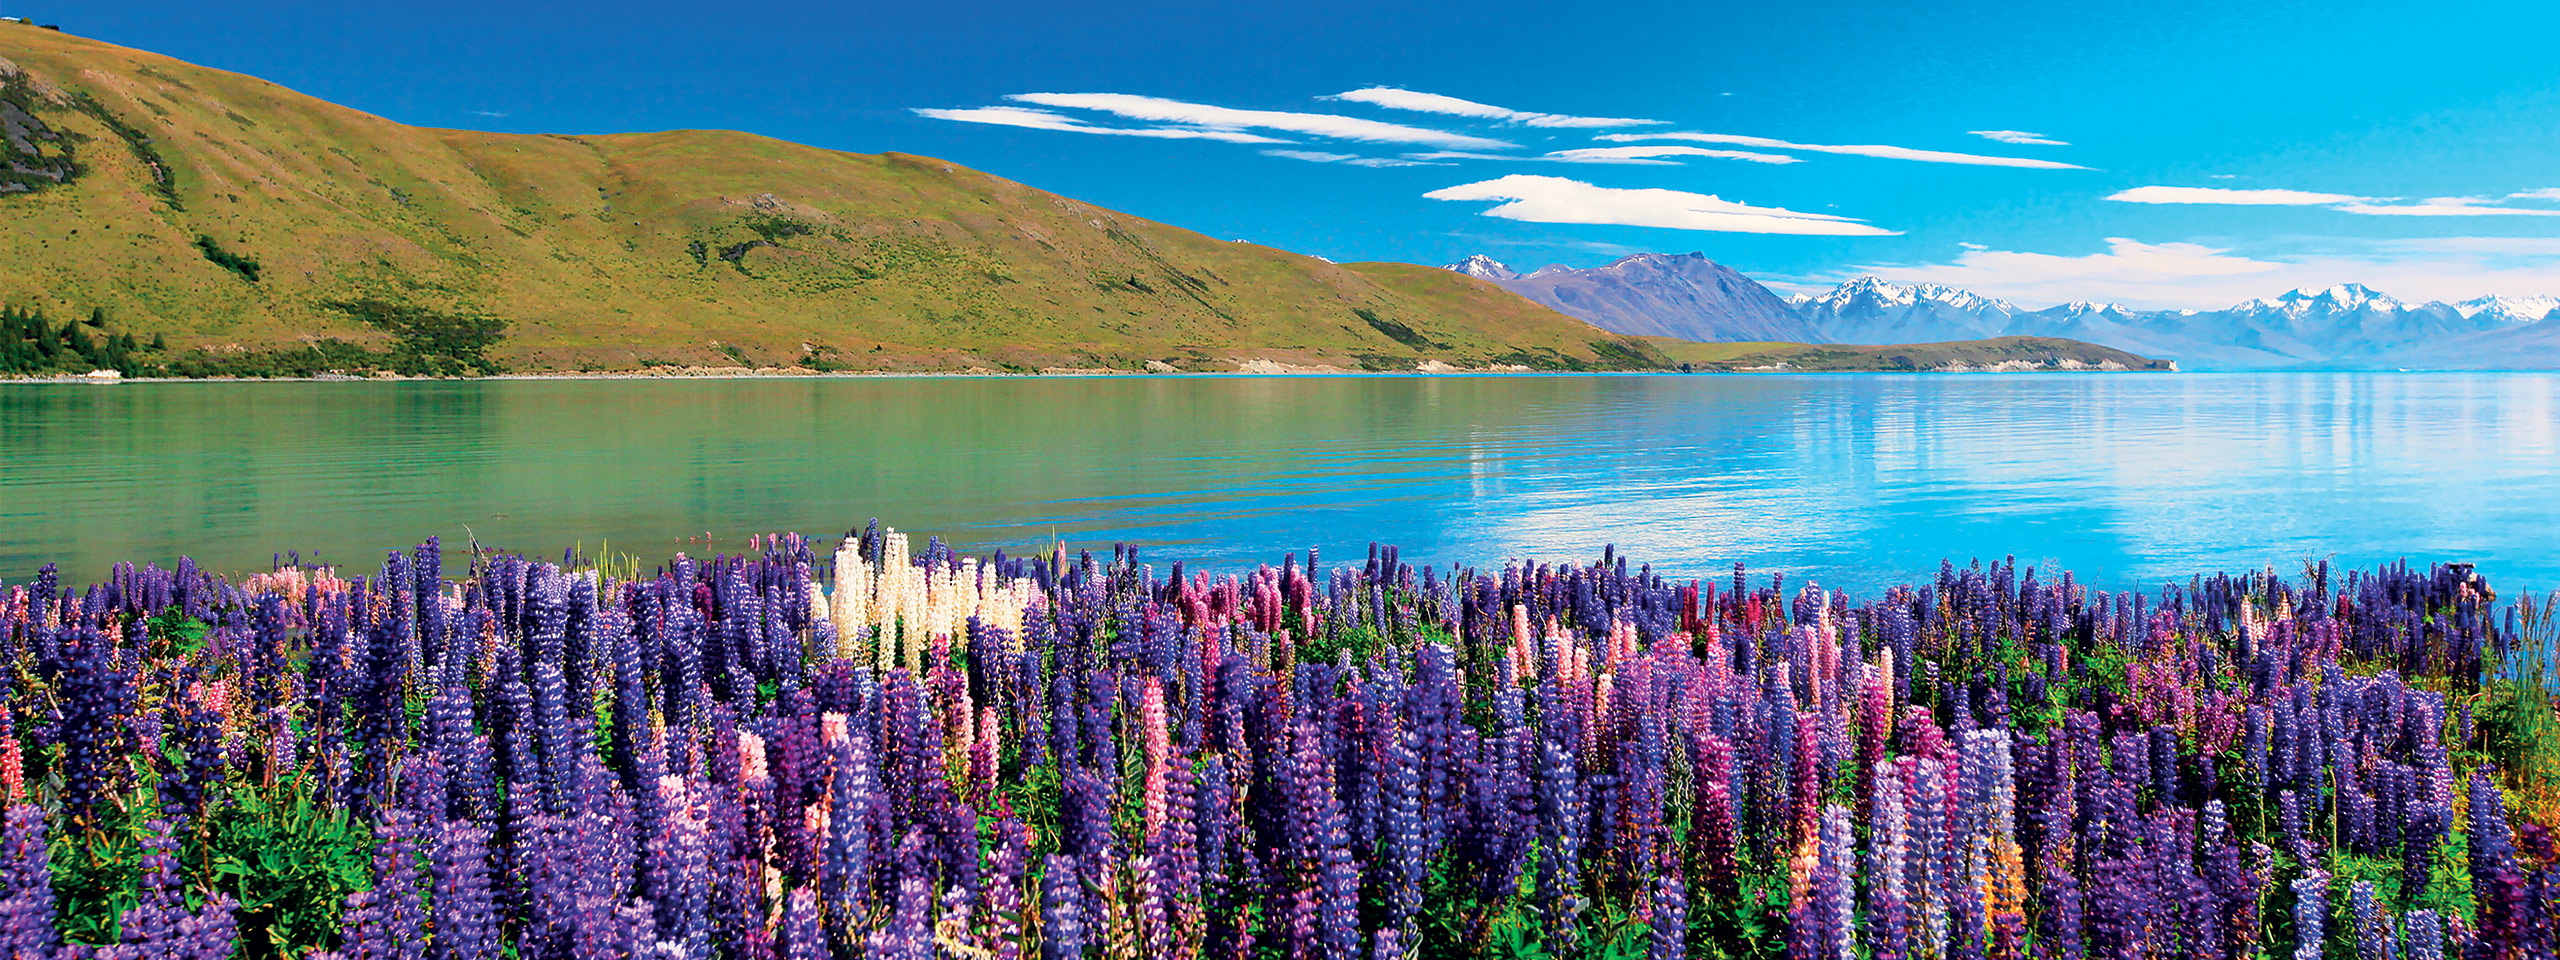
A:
[1442,230,1650,258]
[2111,185,2560,216]
[912,106,1288,143]
[2108,185,2364,205]
[1327,87,1664,128]
[1424,175,1898,236]
[1598,132,2089,170]
[1543,145,1802,165]
[2392,237,2560,256]
[1408,146,1802,166]
[2332,197,2560,217]
[1260,149,1443,168]
[1969,129,2067,146]
[1811,236,2560,310]
[2512,188,2560,202]
[1006,93,1510,149]
[469,109,512,118]
[1263,149,1357,163]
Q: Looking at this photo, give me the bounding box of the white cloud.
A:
[912,106,1287,143]
[2111,185,2560,216]
[1423,175,1898,236]
[1969,129,2068,146]
[2512,188,2560,202]
[1262,149,1357,163]
[2332,197,2560,217]
[1598,132,2089,170]
[1007,92,1511,149]
[1327,87,1664,128]
[1813,236,2560,310]
[1261,149,1443,168]
[2392,237,2560,256]
[2107,185,2365,205]
[1406,152,1529,162]
[1408,146,1802,166]
[1543,145,1802,165]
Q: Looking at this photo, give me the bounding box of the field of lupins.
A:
[4,525,2560,960]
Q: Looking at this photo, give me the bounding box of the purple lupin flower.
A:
[428,820,499,960]
[1040,854,1088,960]
[0,804,60,960]
[1533,685,1586,949]
[336,813,428,960]
[978,811,1031,960]
[53,627,135,833]
[1647,872,1688,960]
[824,725,886,949]
[2404,910,2442,960]
[2467,769,2525,948]
[2291,874,2328,960]
[645,777,714,960]
[1370,722,1424,957]
[780,889,825,960]
[2348,881,2392,960]
[1788,802,1856,960]
[1287,712,1360,960]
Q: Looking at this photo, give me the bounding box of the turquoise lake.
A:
[3,372,2554,595]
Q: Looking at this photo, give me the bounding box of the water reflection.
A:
[2,373,2551,594]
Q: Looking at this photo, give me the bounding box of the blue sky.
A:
[57,0,2560,309]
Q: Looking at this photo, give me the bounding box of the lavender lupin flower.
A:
[2291,874,2329,960]
[780,889,825,960]
[428,820,500,960]
[2404,910,2443,960]
[1040,854,1088,960]
[0,805,60,960]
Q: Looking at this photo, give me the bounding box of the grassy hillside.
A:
[1646,336,2175,372]
[0,25,1663,375]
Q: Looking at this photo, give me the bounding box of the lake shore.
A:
[1,361,2181,383]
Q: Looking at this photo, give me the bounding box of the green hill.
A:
[0,25,1664,375]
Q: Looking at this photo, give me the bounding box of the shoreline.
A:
[0,364,2194,384]
[2,369,2184,384]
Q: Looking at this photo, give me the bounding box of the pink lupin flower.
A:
[1140,678,1172,840]
[738,730,770,783]
[1607,619,1638,669]
[1506,606,1538,683]
[0,706,23,803]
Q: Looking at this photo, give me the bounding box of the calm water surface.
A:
[3,373,2555,595]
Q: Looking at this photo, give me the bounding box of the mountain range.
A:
[1449,252,1824,343]
[1450,254,2560,370]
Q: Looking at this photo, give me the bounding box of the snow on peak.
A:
[1809,276,2012,314]
[2454,295,2560,323]
[2053,300,2128,316]
[2241,283,2403,315]
[1819,276,1916,306]
[2287,283,2397,308]
[1444,254,1517,281]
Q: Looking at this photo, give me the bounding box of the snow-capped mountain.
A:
[1448,254,1519,282]
[2454,295,2560,325]
[1788,277,2558,368]
[1789,276,2023,343]
[1445,251,2559,368]
[1443,252,1823,343]
[2236,284,2402,316]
